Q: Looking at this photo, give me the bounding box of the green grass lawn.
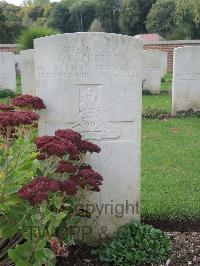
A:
[142,118,200,220]
[161,73,172,92]
[16,74,22,95]
[143,94,171,113]
[142,73,200,220]
[143,73,173,113]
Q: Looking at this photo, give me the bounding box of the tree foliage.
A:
[175,0,200,39]
[89,18,104,32]
[176,0,200,24]
[46,2,72,32]
[96,0,122,33]
[119,0,140,35]
[146,0,176,38]
[119,0,156,35]
[146,0,200,40]
[69,0,99,31]
[1,0,200,43]
[0,2,24,43]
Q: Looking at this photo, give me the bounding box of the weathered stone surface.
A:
[34,32,142,244]
[172,46,200,114]
[143,50,161,94]
[0,52,16,91]
[20,49,36,96]
[160,51,168,78]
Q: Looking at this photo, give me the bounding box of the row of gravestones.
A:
[1,42,199,117]
[0,33,200,243]
[0,51,35,95]
[19,49,168,96]
[143,47,200,114]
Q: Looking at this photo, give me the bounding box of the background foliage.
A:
[2,0,200,43]
[18,26,59,49]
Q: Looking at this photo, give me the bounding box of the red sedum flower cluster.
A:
[0,111,39,127]
[55,129,82,144]
[18,173,100,205]
[0,103,14,112]
[60,179,78,196]
[56,160,78,174]
[36,129,101,158]
[36,135,77,157]
[19,129,103,206]
[78,139,101,153]
[12,94,46,110]
[78,168,103,192]
[19,176,59,205]
[0,94,43,140]
[19,169,103,205]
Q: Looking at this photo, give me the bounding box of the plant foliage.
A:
[94,222,172,266]
[18,27,59,50]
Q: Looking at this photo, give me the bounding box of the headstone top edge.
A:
[20,49,34,55]
[143,49,161,54]
[0,52,15,56]
[174,46,200,52]
[34,32,143,48]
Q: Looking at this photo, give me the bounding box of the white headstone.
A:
[172,46,200,114]
[34,32,142,244]
[20,49,36,96]
[143,50,161,94]
[160,51,168,78]
[0,52,16,91]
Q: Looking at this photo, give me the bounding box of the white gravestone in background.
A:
[0,52,16,91]
[160,51,168,78]
[143,50,161,94]
[34,32,142,244]
[172,46,200,114]
[20,49,36,96]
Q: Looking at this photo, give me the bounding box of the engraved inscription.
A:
[36,46,136,80]
[73,85,121,141]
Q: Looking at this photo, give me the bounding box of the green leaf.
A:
[4,185,21,195]
[0,203,10,213]
[8,245,31,264]
[52,196,62,209]
[5,173,21,183]
[51,212,67,228]
[16,260,31,266]
[34,250,45,262]
[18,162,33,171]
[20,241,34,256]
[31,214,41,226]
[45,259,57,266]
[8,248,21,262]
[36,167,44,176]
[36,239,47,250]
[0,224,19,238]
[5,198,20,206]
[43,248,55,259]
[42,214,51,224]
[126,252,133,261]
